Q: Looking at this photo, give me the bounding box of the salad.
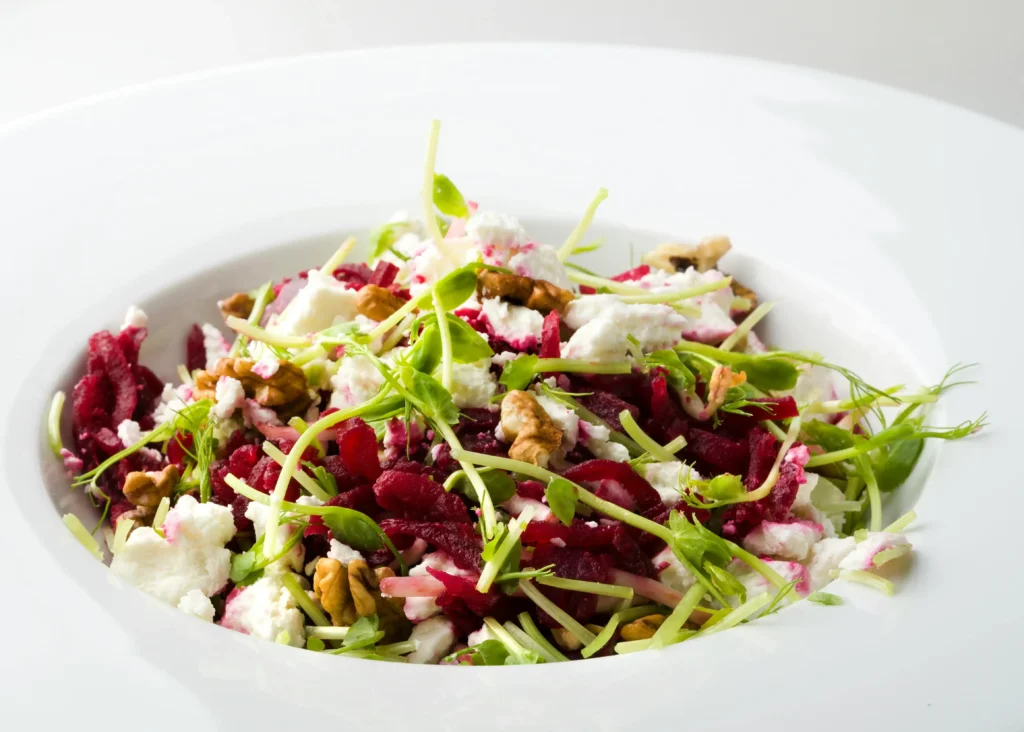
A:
[50,121,983,664]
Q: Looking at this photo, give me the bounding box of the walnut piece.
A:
[643,235,732,273]
[195,357,307,408]
[115,505,156,529]
[313,558,411,642]
[356,284,406,322]
[122,465,179,508]
[499,390,563,468]
[477,270,574,315]
[619,614,667,641]
[218,292,255,320]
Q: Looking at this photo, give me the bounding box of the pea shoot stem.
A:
[557,188,608,261]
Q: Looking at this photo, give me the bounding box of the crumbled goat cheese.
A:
[742,520,824,561]
[805,537,857,591]
[251,351,280,379]
[153,383,193,426]
[578,420,629,462]
[466,210,529,264]
[117,419,144,448]
[562,295,687,360]
[327,539,364,566]
[838,532,911,572]
[480,297,544,349]
[734,558,810,607]
[110,495,235,606]
[450,360,498,408]
[491,350,520,368]
[220,573,305,647]
[643,461,702,507]
[121,305,148,331]
[269,268,359,337]
[177,589,216,622]
[791,473,845,537]
[653,546,697,593]
[508,243,572,290]
[467,624,499,647]
[407,616,457,664]
[211,375,246,421]
[201,323,231,370]
[330,354,385,410]
[405,236,480,295]
[501,494,552,522]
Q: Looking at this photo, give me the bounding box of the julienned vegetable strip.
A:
[519,579,597,646]
[649,583,706,649]
[320,236,357,274]
[229,280,274,357]
[48,391,65,457]
[618,409,678,462]
[857,456,883,532]
[63,514,102,560]
[282,572,332,626]
[557,188,608,261]
[516,612,570,662]
[261,441,333,503]
[720,301,774,352]
[477,505,534,592]
[422,119,446,247]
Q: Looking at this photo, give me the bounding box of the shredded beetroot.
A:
[332,263,373,289]
[166,432,194,468]
[456,408,501,436]
[72,372,110,432]
[530,545,612,623]
[426,568,504,635]
[336,418,382,482]
[368,260,399,287]
[185,324,206,373]
[305,483,379,538]
[246,456,301,502]
[516,480,546,501]
[116,326,147,366]
[88,331,138,424]
[522,518,653,576]
[133,365,164,421]
[562,460,662,515]
[579,391,638,432]
[744,426,778,490]
[373,470,471,523]
[539,310,561,358]
[379,519,482,571]
[685,428,748,475]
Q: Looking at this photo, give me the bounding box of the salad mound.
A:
[50,121,983,664]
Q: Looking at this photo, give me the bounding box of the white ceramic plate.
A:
[1,45,1021,730]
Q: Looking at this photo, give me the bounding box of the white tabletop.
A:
[1,0,1023,129]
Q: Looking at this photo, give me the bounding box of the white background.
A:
[2,0,1023,129]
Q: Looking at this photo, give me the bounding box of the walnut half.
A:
[499,390,563,468]
[194,356,309,415]
[356,284,406,322]
[477,271,574,315]
[619,614,667,641]
[122,465,179,508]
[643,235,732,273]
[218,292,255,320]
[313,558,410,642]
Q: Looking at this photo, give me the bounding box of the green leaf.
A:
[481,524,507,562]
[668,511,733,570]
[802,420,858,453]
[306,636,326,651]
[306,464,339,497]
[449,468,516,505]
[807,591,843,606]
[318,508,405,574]
[433,173,469,218]
[873,439,925,492]
[545,477,579,526]
[442,639,510,666]
[402,367,460,425]
[701,473,746,501]
[408,324,443,374]
[369,222,412,260]
[433,266,479,312]
[499,355,540,392]
[706,562,746,602]
[446,314,494,362]
[344,615,381,647]
[732,357,799,391]
[229,549,261,585]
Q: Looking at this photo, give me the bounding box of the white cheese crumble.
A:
[201,323,231,370]
[251,351,280,379]
[245,501,306,573]
[211,375,246,421]
[465,210,529,262]
[110,495,235,606]
[838,532,911,572]
[269,268,359,337]
[562,295,687,361]
[578,420,629,462]
[153,383,193,426]
[177,589,216,622]
[121,305,148,331]
[407,616,456,664]
[653,546,697,593]
[480,297,544,348]
[742,520,823,561]
[805,537,857,591]
[643,461,702,507]
[791,473,846,537]
[330,354,385,410]
[327,539,364,566]
[116,419,144,449]
[449,359,498,408]
[220,573,306,647]
[507,243,572,289]
[467,624,499,647]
